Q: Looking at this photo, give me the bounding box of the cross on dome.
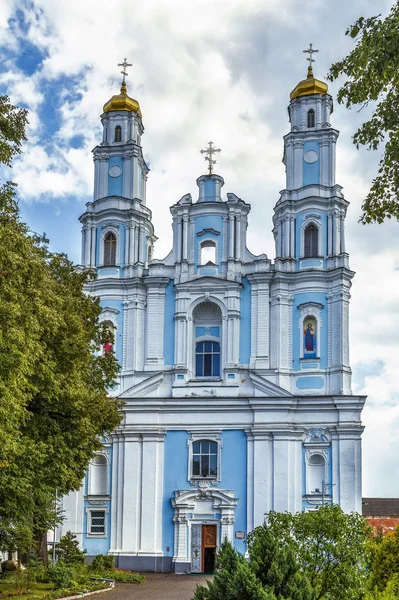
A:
[200,141,221,175]
[303,43,319,76]
[118,58,133,83]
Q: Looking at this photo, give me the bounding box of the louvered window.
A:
[304,224,318,258]
[104,233,116,266]
[88,510,106,535]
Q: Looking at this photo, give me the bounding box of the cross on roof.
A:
[303,43,319,74]
[200,141,221,175]
[118,58,133,83]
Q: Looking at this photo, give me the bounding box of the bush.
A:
[95,569,145,583]
[91,555,115,571]
[56,531,86,565]
[47,562,75,589]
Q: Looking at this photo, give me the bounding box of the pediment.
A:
[250,373,293,397]
[119,371,165,398]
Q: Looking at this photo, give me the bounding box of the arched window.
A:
[104,232,116,266]
[196,341,220,377]
[114,125,122,142]
[307,109,315,128]
[308,453,325,494]
[88,454,108,496]
[200,240,216,265]
[192,440,218,478]
[304,224,318,257]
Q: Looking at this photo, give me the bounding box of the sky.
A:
[0,0,398,499]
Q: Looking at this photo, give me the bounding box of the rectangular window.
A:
[88,509,106,536]
[191,440,218,479]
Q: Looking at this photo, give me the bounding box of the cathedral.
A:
[60,55,366,574]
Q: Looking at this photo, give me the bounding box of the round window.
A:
[304,150,319,164]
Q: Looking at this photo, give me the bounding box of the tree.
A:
[368,526,399,592]
[55,531,86,565]
[0,95,122,558]
[328,3,399,224]
[193,505,370,600]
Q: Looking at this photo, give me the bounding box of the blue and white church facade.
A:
[60,65,365,573]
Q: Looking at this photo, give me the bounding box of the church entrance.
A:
[190,524,217,574]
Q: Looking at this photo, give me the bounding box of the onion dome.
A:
[290,65,328,101]
[103,81,142,117]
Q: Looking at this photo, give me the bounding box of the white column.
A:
[235,217,241,260]
[249,275,270,369]
[175,317,187,367]
[246,431,254,534]
[253,432,273,524]
[134,226,139,263]
[273,434,289,512]
[139,432,165,554]
[109,433,124,552]
[121,433,141,551]
[85,226,91,266]
[284,218,290,258]
[124,225,130,266]
[93,158,100,200]
[90,226,96,266]
[220,516,235,543]
[176,219,182,262]
[99,158,108,199]
[122,154,133,199]
[327,214,333,256]
[340,215,346,253]
[188,218,195,264]
[145,280,167,367]
[133,298,146,371]
[128,224,135,264]
[222,216,228,262]
[293,141,303,189]
[182,216,188,261]
[290,217,295,258]
[173,516,189,564]
[228,215,235,258]
[81,227,87,265]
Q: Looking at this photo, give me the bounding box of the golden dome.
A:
[103,81,142,117]
[290,66,328,101]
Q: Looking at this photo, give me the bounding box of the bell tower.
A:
[80,59,155,277]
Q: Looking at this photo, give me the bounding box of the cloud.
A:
[0,0,398,498]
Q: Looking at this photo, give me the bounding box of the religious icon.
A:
[303,318,316,356]
[103,331,113,355]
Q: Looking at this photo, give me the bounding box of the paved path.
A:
[109,574,212,600]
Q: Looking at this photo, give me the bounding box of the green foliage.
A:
[328,3,399,224]
[194,506,370,600]
[368,527,399,592]
[46,563,74,590]
[55,532,86,566]
[91,569,145,583]
[90,554,115,571]
[0,95,123,554]
[193,538,275,600]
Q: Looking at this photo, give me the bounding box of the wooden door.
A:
[202,524,217,574]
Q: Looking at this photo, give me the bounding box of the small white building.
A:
[60,64,365,574]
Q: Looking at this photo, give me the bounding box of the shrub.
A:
[91,555,115,571]
[56,531,86,565]
[47,562,75,589]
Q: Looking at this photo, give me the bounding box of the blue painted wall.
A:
[194,215,223,273]
[292,292,328,371]
[240,277,251,364]
[162,429,248,557]
[164,280,175,366]
[83,444,113,556]
[303,141,320,186]
[108,156,123,197]
[83,500,111,556]
[99,299,124,365]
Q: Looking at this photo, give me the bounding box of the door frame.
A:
[190,520,219,573]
